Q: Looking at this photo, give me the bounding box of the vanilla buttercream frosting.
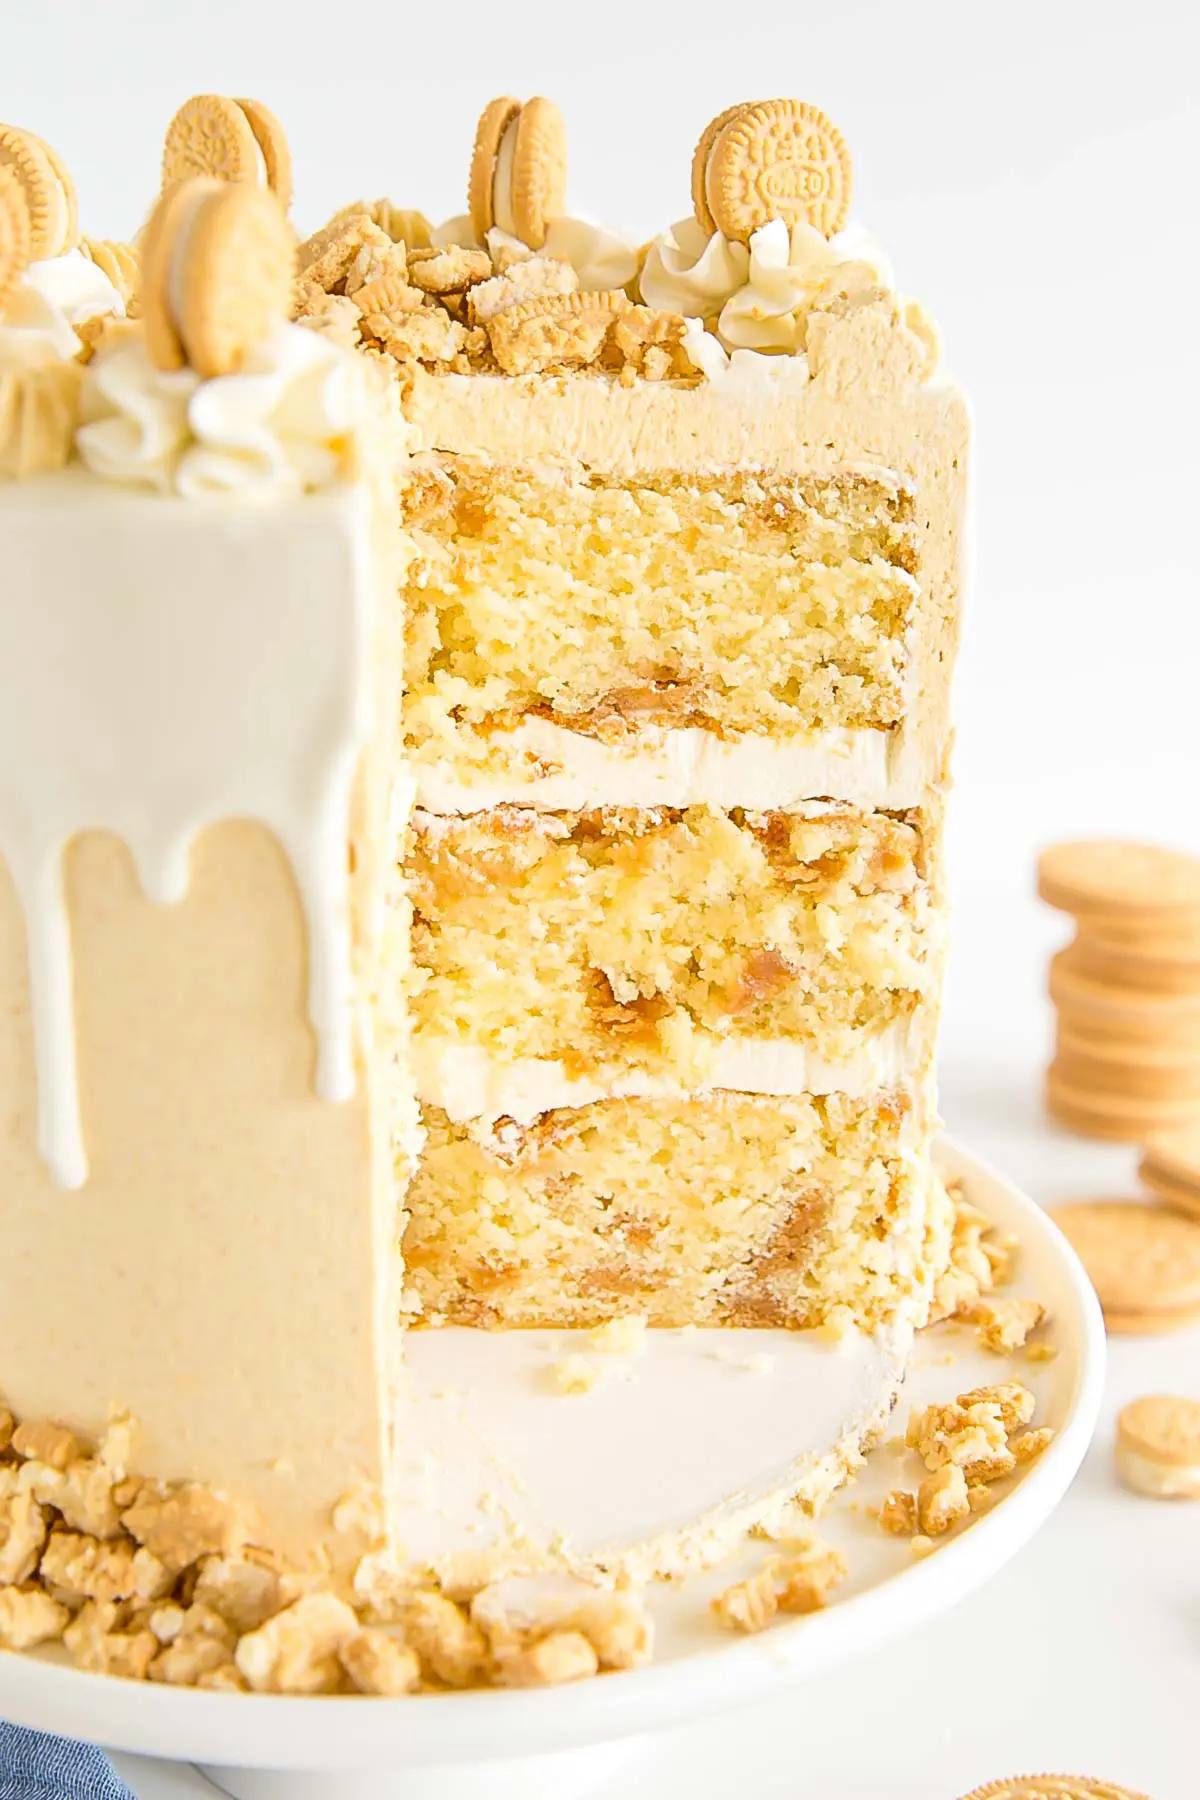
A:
[77,321,368,498]
[642,214,897,379]
[0,249,124,369]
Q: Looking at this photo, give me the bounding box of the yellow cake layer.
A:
[407,802,935,1087]
[402,461,918,766]
[402,1089,932,1329]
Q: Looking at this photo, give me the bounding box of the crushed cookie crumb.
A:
[0,1586,70,1649]
[150,1632,238,1687]
[1011,1427,1055,1464]
[235,1593,358,1696]
[192,1553,295,1634]
[956,1383,1036,1434]
[468,255,578,325]
[588,1314,647,1355]
[968,1298,1047,1355]
[11,1420,88,1471]
[551,1354,601,1395]
[496,1628,599,1687]
[120,1483,248,1573]
[0,1488,49,1585]
[772,1536,847,1614]
[917,1464,970,1536]
[408,245,493,294]
[714,1533,845,1632]
[712,1565,778,1634]
[339,1627,421,1695]
[64,1602,158,1681]
[398,1589,491,1688]
[877,1489,918,1536]
[24,1456,123,1539]
[39,1531,172,1605]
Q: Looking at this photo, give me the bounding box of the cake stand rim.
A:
[0,1134,1106,1772]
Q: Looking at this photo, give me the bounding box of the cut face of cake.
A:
[0,92,969,1680]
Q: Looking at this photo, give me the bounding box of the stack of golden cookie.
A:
[1039,840,1200,1141]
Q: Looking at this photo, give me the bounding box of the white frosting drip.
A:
[0,249,124,369]
[414,1021,918,1125]
[76,321,366,498]
[414,715,931,814]
[0,472,374,1187]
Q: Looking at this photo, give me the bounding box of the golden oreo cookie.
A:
[139,179,215,371]
[27,132,78,252]
[468,96,521,242]
[509,97,567,250]
[1049,1198,1200,1329]
[0,164,32,312]
[958,1779,1153,1800]
[234,97,293,211]
[1047,1064,1200,1140]
[1038,839,1200,919]
[176,181,295,378]
[161,94,261,189]
[1116,1393,1200,1497]
[705,98,852,242]
[0,125,74,261]
[690,102,758,234]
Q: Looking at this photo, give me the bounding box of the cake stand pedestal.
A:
[1,1142,1104,1800]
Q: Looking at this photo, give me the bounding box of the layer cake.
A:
[0,91,969,1686]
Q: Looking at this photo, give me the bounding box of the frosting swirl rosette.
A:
[76,319,368,498]
[641,215,893,359]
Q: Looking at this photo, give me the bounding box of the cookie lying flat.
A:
[1050,948,1200,1036]
[1046,1066,1200,1142]
[1115,1395,1200,1499]
[1038,839,1200,920]
[959,1780,1153,1800]
[1056,1030,1200,1100]
[1139,1128,1200,1193]
[1048,1200,1200,1334]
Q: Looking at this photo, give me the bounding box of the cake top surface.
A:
[0,91,949,490]
[293,93,942,396]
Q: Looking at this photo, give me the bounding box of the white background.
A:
[9,0,1200,1793]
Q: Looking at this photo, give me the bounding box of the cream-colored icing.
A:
[414,1019,919,1125]
[0,471,373,1186]
[413,714,937,813]
[678,318,813,390]
[492,117,520,238]
[77,321,368,498]
[0,249,124,368]
[642,215,894,359]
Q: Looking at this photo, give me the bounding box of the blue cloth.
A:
[0,1724,135,1800]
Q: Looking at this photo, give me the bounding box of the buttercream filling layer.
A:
[414,1020,918,1124]
[412,716,934,813]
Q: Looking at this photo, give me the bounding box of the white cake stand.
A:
[0,1141,1105,1800]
